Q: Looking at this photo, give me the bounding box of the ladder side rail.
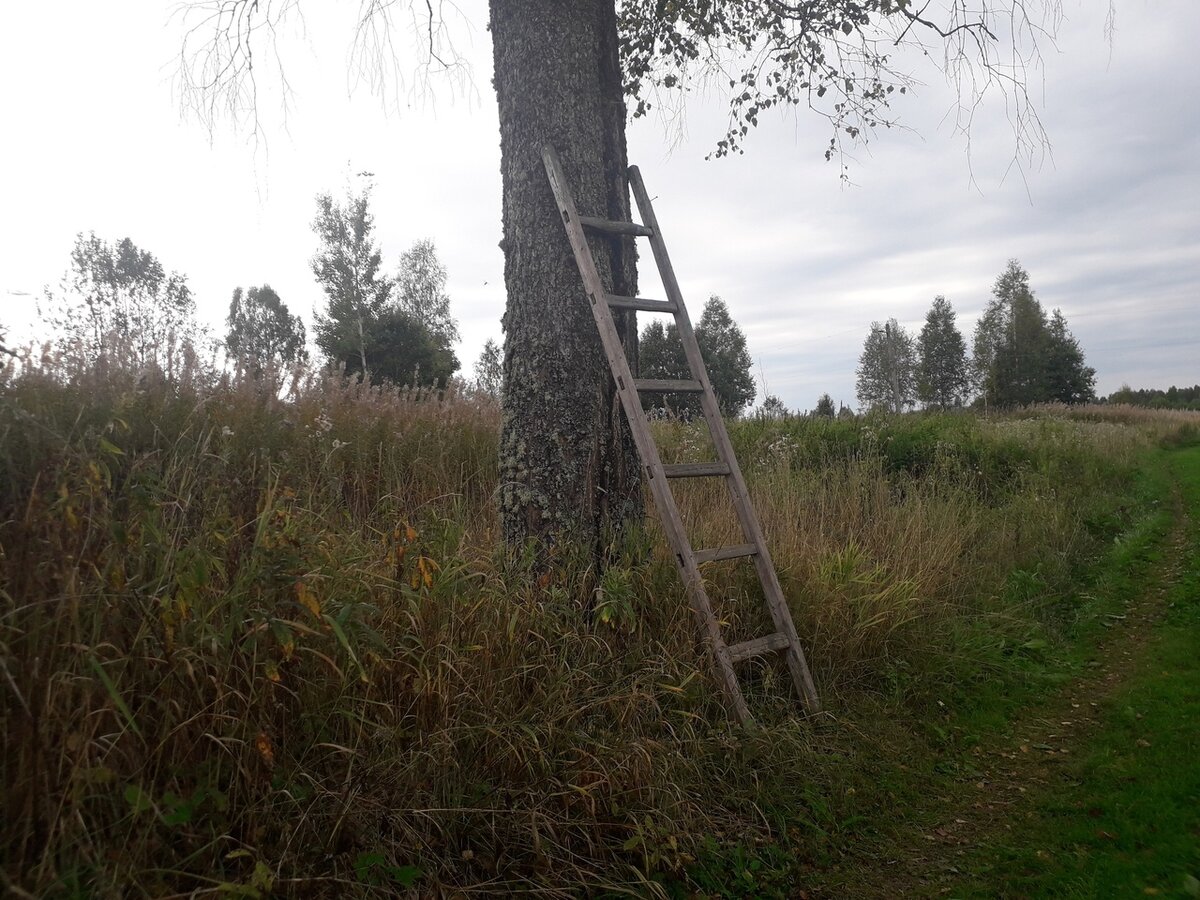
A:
[628,165,821,713]
[542,147,752,724]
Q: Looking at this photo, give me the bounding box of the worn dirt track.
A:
[843,484,1190,898]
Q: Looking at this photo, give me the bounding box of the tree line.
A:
[22,241,1108,421]
[1104,384,1200,411]
[855,259,1097,413]
[28,186,464,390]
[19,185,771,413]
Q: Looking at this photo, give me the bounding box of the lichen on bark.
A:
[490,0,642,561]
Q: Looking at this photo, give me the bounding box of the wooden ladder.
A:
[542,146,820,725]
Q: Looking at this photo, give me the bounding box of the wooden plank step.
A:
[662,462,731,478]
[694,543,758,565]
[607,294,677,313]
[579,215,654,237]
[635,378,703,393]
[727,633,791,664]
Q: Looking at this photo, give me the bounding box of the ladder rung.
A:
[694,543,759,565]
[727,633,791,664]
[579,215,654,237]
[607,294,677,313]
[634,378,703,394]
[662,462,731,478]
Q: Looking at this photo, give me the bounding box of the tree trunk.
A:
[489,0,642,557]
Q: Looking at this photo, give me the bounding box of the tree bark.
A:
[489,0,642,557]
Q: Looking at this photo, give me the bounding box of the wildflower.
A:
[221,425,234,438]
[331,439,349,451]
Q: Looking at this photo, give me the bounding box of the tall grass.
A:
[2,349,1196,896]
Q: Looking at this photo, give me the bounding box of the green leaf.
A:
[123,784,153,815]
[98,437,125,456]
[250,861,273,892]
[87,654,142,737]
[354,851,386,883]
[388,865,421,887]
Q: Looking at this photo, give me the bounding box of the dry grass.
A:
[1,351,1191,896]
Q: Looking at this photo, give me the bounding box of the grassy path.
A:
[842,445,1200,898]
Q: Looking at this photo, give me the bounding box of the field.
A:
[2,357,1198,897]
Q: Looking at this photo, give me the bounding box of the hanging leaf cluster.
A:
[618,0,1011,160]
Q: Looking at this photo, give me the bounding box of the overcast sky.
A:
[1,1,1196,410]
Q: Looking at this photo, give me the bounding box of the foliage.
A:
[310,187,394,376]
[618,0,1053,164]
[362,306,458,386]
[973,260,1050,406]
[225,284,308,380]
[1106,383,1200,411]
[6,342,1197,895]
[311,190,459,386]
[759,394,788,419]
[856,318,916,413]
[916,295,969,409]
[639,295,756,417]
[1045,309,1097,404]
[473,338,503,400]
[814,393,836,418]
[395,239,459,350]
[40,232,198,375]
[973,260,1095,408]
[697,296,757,416]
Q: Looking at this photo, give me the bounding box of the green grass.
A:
[955,445,1200,898]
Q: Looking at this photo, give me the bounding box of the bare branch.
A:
[173,0,477,140]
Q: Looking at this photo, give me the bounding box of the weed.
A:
[2,350,1196,894]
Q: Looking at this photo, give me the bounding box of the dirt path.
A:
[848,485,1191,898]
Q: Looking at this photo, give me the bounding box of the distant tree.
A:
[362,307,458,386]
[916,295,969,409]
[225,285,307,379]
[638,296,756,417]
[639,318,692,417]
[1044,309,1096,404]
[972,260,1051,408]
[856,318,916,413]
[396,239,460,350]
[310,190,459,385]
[697,297,756,417]
[41,232,197,374]
[759,394,788,419]
[814,393,836,418]
[310,187,394,378]
[474,338,504,400]
[638,317,684,377]
[1107,384,1134,405]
